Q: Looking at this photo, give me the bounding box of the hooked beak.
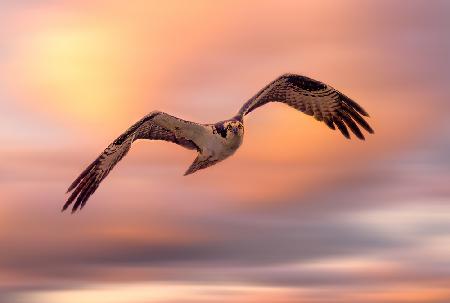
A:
[232,128,239,135]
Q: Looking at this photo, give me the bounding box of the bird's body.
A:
[63,73,374,212]
[191,119,245,174]
[138,112,245,176]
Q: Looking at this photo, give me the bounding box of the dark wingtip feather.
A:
[359,120,374,134]
[80,183,100,210]
[72,177,96,212]
[351,103,369,117]
[339,112,365,140]
[62,200,71,212]
[62,179,87,212]
[340,94,370,117]
[63,164,98,213]
[66,181,79,194]
[333,118,351,139]
[353,131,365,140]
[66,160,97,193]
[346,108,374,134]
[324,118,336,130]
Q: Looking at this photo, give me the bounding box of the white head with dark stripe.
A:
[214,119,244,139]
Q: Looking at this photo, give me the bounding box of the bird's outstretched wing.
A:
[238,74,373,140]
[63,111,204,213]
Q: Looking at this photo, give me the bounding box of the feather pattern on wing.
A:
[63,111,200,213]
[238,74,374,139]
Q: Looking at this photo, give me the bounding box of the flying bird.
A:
[63,74,374,212]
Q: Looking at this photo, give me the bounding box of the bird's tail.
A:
[184,154,219,176]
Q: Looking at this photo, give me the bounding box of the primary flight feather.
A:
[63,74,374,212]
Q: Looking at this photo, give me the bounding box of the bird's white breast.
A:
[202,128,243,161]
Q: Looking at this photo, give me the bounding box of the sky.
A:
[1,1,450,302]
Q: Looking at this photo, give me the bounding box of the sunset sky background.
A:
[1,1,450,302]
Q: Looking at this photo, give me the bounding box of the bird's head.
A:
[227,121,244,136]
[216,120,244,138]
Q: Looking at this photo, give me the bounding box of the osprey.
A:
[63,74,374,212]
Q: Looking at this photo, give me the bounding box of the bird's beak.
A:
[233,128,239,134]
